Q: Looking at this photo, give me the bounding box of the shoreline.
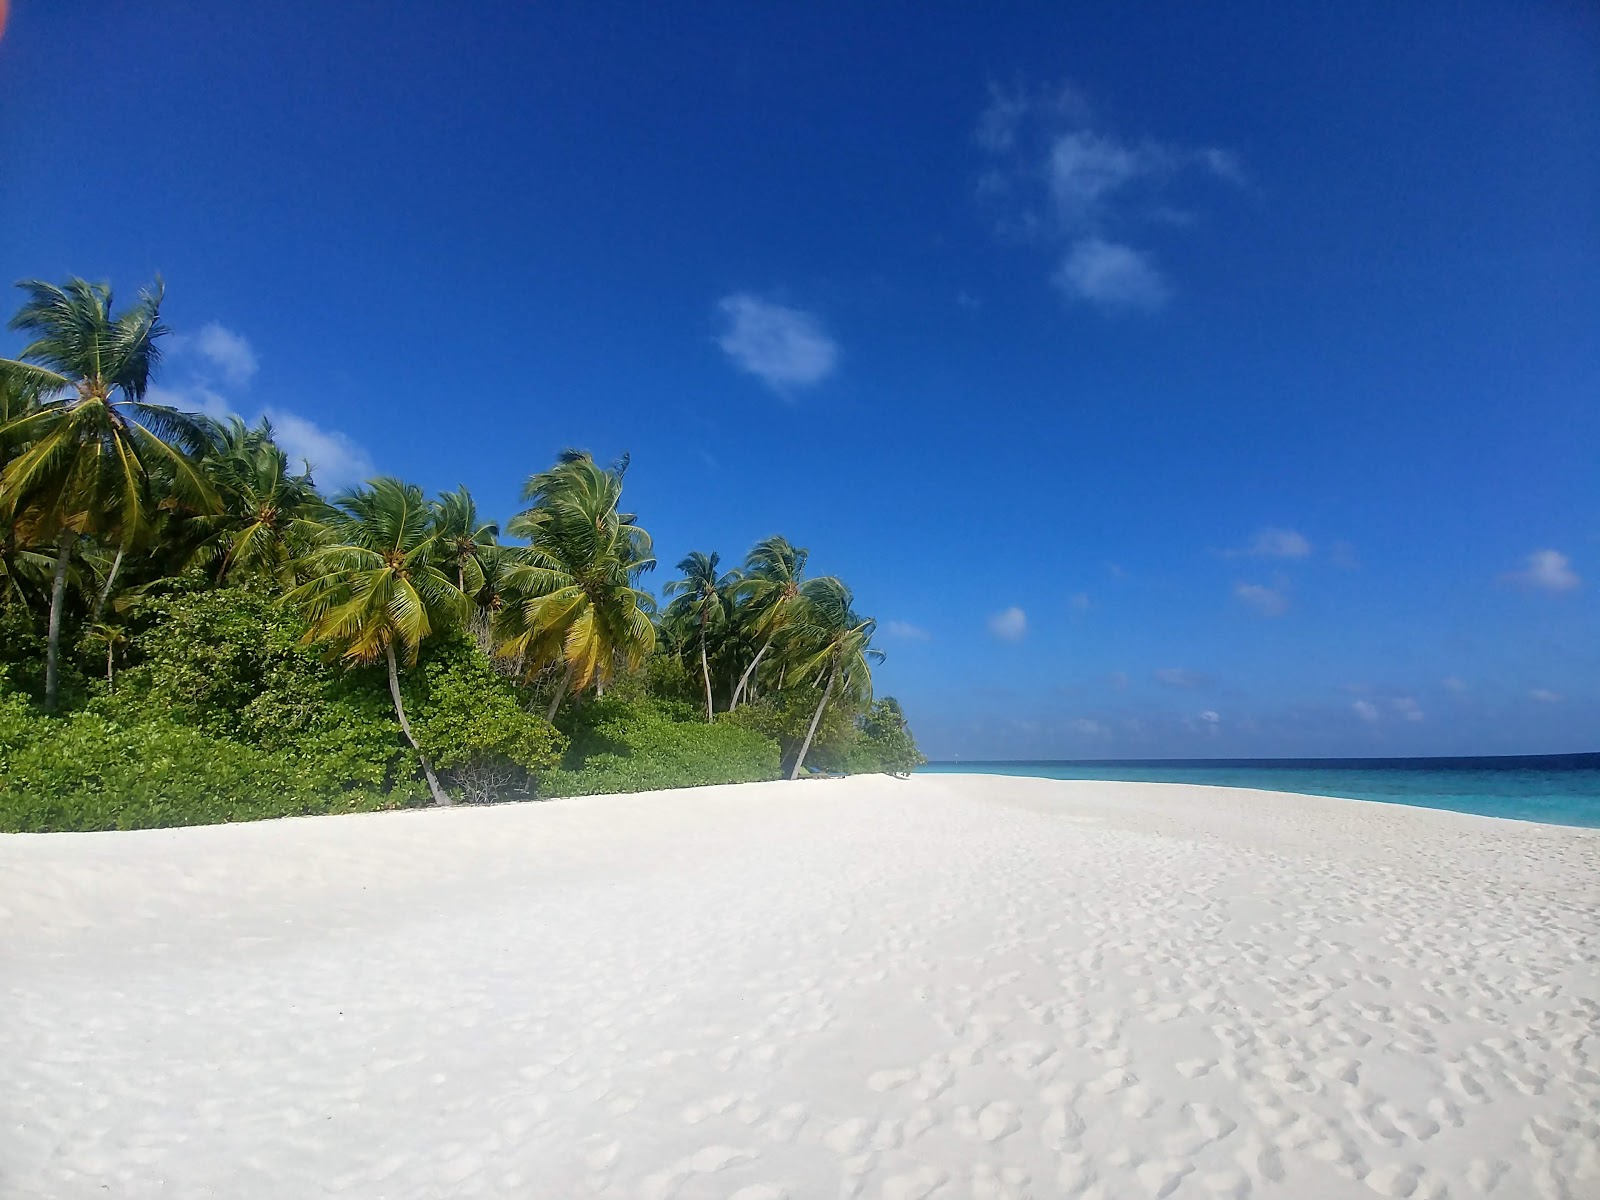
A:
[4,774,1596,1197]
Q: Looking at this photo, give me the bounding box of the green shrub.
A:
[723,686,860,774]
[848,697,926,776]
[544,697,781,796]
[406,637,566,802]
[93,587,413,792]
[0,694,422,833]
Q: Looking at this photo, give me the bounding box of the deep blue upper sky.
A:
[3,2,1596,758]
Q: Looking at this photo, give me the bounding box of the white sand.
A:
[2,775,1597,1200]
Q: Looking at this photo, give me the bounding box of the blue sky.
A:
[3,2,1596,758]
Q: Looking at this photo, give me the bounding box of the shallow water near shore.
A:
[920,752,1600,828]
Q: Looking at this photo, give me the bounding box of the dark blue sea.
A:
[918,753,1600,828]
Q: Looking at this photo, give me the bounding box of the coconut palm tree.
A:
[83,620,128,689]
[430,485,498,592]
[784,577,883,779]
[183,417,325,588]
[729,535,813,710]
[663,550,740,721]
[0,374,53,609]
[0,277,217,709]
[286,477,465,806]
[498,450,656,719]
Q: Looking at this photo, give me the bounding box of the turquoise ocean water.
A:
[918,753,1600,828]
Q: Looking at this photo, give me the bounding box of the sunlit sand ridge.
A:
[3,774,1597,1198]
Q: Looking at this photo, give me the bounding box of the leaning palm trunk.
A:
[789,662,838,780]
[43,534,72,712]
[729,636,773,711]
[546,659,576,722]
[386,643,450,806]
[699,633,714,722]
[91,545,124,624]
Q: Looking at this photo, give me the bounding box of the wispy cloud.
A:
[150,321,376,492]
[885,620,931,641]
[1069,592,1092,612]
[1054,238,1170,311]
[1072,718,1111,737]
[988,606,1028,642]
[975,79,1242,315]
[1226,527,1312,559]
[1154,667,1210,689]
[144,382,230,420]
[264,408,375,490]
[1441,676,1469,693]
[1186,709,1222,736]
[1352,699,1380,723]
[1503,549,1580,593]
[1529,688,1563,704]
[185,322,259,385]
[1390,696,1424,723]
[715,294,838,391]
[1234,582,1288,617]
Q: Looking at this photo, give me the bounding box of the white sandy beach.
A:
[2,774,1597,1200]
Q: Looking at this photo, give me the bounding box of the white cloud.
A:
[1072,718,1110,737]
[987,606,1028,642]
[264,408,375,490]
[1054,238,1171,312]
[1070,592,1092,612]
[1234,582,1288,617]
[1390,697,1425,723]
[976,80,1241,315]
[1228,527,1312,559]
[1108,670,1129,691]
[1504,549,1580,593]
[144,382,231,420]
[1529,689,1563,704]
[189,322,259,385]
[885,620,930,641]
[1352,700,1380,723]
[1189,710,1222,736]
[1047,131,1155,227]
[1442,676,1469,693]
[715,294,838,391]
[1155,667,1208,688]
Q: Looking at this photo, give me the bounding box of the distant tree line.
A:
[0,277,922,831]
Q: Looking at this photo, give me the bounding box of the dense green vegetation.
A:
[0,277,922,831]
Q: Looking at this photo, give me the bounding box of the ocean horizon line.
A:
[925,751,1600,769]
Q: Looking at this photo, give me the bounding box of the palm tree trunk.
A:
[106,643,115,688]
[91,546,124,624]
[699,635,714,722]
[386,643,451,806]
[730,637,772,711]
[546,659,576,722]
[43,534,72,713]
[789,662,838,780]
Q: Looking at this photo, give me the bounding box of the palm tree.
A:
[0,278,217,710]
[498,451,656,719]
[430,485,498,592]
[83,620,128,689]
[286,477,465,806]
[663,550,740,721]
[784,577,883,779]
[729,536,812,710]
[0,374,53,609]
[184,417,324,589]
